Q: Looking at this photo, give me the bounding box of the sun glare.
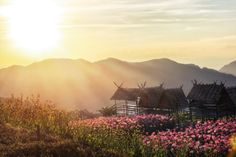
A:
[6,0,62,56]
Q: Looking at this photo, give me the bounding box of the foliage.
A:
[68,109,98,120]
[99,106,116,117]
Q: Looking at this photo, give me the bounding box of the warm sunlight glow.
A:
[6,0,61,55]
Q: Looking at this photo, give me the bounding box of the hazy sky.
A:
[0,0,236,69]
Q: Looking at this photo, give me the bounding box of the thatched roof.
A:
[227,87,236,106]
[138,86,164,108]
[158,88,188,109]
[111,86,164,103]
[187,83,225,104]
[110,88,140,101]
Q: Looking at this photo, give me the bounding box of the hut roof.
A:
[110,87,140,101]
[227,87,236,106]
[111,86,164,103]
[139,86,164,107]
[187,83,225,104]
[159,88,188,109]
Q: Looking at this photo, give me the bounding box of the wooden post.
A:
[189,101,193,122]
[123,100,126,115]
[201,107,204,121]
[115,100,117,115]
[137,106,138,115]
[189,105,193,122]
[176,104,180,126]
[125,100,128,116]
[216,104,219,119]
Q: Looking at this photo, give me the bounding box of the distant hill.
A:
[220,61,236,76]
[0,58,236,111]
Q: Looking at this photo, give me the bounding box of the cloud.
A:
[60,0,236,29]
[60,24,157,28]
[201,35,236,42]
[64,0,197,12]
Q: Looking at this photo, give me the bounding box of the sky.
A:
[0,0,236,69]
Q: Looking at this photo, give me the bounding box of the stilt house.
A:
[187,82,235,119]
[158,87,188,115]
[227,87,236,110]
[111,82,188,115]
[110,86,141,115]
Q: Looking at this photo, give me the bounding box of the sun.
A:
[6,0,62,56]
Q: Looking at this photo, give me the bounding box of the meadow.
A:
[0,96,235,157]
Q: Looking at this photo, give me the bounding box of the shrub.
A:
[99,106,116,117]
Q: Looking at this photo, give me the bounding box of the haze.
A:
[0,0,236,69]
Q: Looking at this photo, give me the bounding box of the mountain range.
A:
[0,58,236,111]
[220,61,236,76]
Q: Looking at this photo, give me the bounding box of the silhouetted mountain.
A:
[0,58,236,111]
[220,61,236,76]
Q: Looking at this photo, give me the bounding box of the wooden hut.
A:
[111,83,188,115]
[111,87,140,115]
[227,87,236,110]
[187,82,235,119]
[137,86,164,114]
[158,87,188,115]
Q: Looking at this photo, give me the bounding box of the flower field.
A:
[0,96,235,157]
[70,114,176,133]
[142,118,236,157]
[70,115,236,157]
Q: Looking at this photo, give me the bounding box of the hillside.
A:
[0,58,236,111]
[220,61,236,76]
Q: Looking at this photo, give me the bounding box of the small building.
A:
[110,87,141,115]
[187,82,235,119]
[158,87,189,115]
[137,86,164,114]
[227,87,236,109]
[111,83,188,115]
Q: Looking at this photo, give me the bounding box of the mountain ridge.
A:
[0,58,236,111]
[220,60,236,76]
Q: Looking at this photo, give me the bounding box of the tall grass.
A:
[0,95,70,137]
